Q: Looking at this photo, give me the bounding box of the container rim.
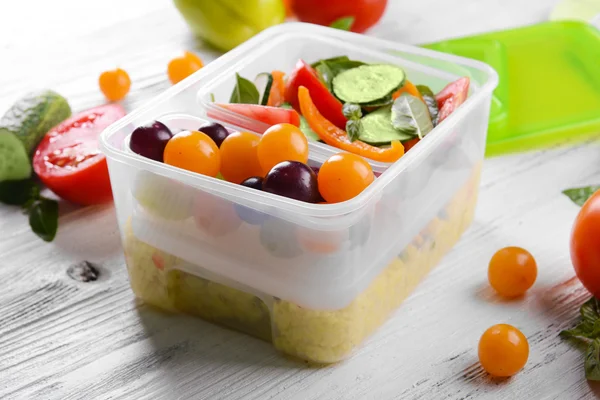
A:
[99,22,499,218]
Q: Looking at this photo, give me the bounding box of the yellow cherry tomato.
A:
[488,247,537,298]
[163,130,220,177]
[478,324,529,377]
[219,131,263,184]
[168,51,203,84]
[257,123,308,173]
[99,68,131,101]
[318,153,374,203]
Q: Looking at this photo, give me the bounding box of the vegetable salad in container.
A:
[99,23,498,364]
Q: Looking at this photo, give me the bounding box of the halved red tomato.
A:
[33,104,126,205]
[209,103,300,133]
[284,60,347,129]
[435,77,470,124]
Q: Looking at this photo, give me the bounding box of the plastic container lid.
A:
[423,21,600,156]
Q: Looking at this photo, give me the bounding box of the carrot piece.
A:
[267,70,286,107]
[392,80,423,101]
[298,86,404,163]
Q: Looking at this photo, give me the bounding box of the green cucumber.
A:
[0,90,71,181]
[254,72,273,106]
[314,59,366,91]
[360,94,394,108]
[332,64,406,104]
[358,106,414,145]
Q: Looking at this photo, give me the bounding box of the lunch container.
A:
[99,23,498,364]
[423,21,600,156]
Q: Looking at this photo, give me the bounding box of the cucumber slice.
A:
[391,94,434,139]
[314,59,366,91]
[360,94,393,108]
[254,73,274,106]
[358,106,415,145]
[0,90,71,181]
[333,64,406,104]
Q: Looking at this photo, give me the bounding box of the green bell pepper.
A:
[174,0,286,51]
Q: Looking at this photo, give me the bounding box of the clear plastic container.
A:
[99,23,498,364]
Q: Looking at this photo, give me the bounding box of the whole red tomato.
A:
[570,189,600,298]
[290,0,388,33]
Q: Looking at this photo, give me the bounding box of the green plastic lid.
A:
[424,21,600,156]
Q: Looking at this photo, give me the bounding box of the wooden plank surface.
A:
[3,0,599,399]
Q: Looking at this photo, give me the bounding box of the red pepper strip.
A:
[298,86,404,163]
[284,59,347,129]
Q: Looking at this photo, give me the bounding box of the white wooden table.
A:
[2,1,599,398]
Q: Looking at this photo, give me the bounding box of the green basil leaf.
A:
[229,73,260,104]
[416,84,440,126]
[311,56,350,68]
[315,62,335,91]
[391,94,434,139]
[0,179,38,206]
[586,339,600,381]
[416,85,435,98]
[28,198,58,242]
[563,186,600,207]
[346,119,363,142]
[330,16,355,31]
[560,298,600,340]
[582,297,600,322]
[342,103,362,120]
[561,320,600,341]
[327,60,365,77]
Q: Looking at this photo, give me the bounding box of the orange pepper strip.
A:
[267,70,286,107]
[298,86,404,163]
[392,80,423,101]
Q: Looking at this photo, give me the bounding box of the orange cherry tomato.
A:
[163,130,220,177]
[478,324,529,377]
[488,247,537,298]
[570,189,600,298]
[220,131,263,184]
[168,51,203,84]
[98,68,131,101]
[318,153,374,203]
[257,123,308,173]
